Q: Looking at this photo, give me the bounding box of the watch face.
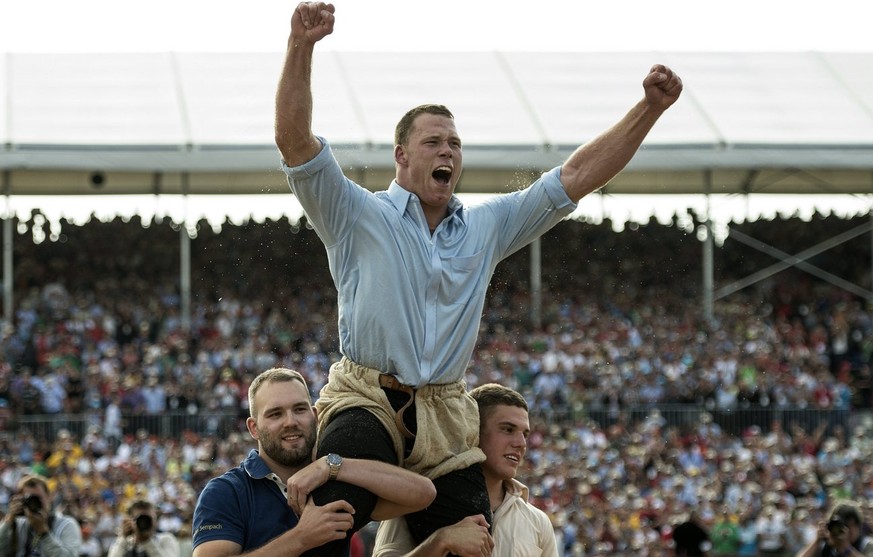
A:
[327,453,342,466]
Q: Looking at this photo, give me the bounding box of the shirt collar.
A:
[504,478,530,501]
[242,449,289,496]
[241,449,271,477]
[386,180,412,213]
[386,181,465,225]
[493,478,531,516]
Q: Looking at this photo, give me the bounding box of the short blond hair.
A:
[248,367,309,417]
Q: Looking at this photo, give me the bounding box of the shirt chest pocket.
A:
[439,249,487,306]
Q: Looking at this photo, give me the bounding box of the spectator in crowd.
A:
[671,510,710,557]
[192,367,435,557]
[373,383,558,556]
[46,428,84,475]
[104,394,123,447]
[79,520,103,557]
[141,376,167,416]
[709,508,740,557]
[0,473,83,557]
[786,509,818,556]
[758,504,789,555]
[37,374,66,415]
[795,500,873,557]
[12,369,43,416]
[107,499,179,557]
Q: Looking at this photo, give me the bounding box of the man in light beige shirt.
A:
[373,383,558,557]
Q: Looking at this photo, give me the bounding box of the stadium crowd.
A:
[0,210,872,556]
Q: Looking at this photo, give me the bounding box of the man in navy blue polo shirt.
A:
[191,368,435,557]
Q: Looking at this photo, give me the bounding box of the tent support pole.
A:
[2,171,12,328]
[180,173,192,333]
[530,236,542,330]
[703,170,714,324]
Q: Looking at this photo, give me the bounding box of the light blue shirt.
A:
[282,138,576,387]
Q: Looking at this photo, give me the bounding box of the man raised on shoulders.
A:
[274,2,681,554]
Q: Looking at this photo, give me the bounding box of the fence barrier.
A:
[3,405,868,444]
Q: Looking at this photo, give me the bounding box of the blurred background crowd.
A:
[0,209,871,556]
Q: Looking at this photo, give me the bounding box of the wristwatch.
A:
[326,453,343,481]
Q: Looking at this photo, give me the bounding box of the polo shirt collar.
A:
[242,449,289,496]
[242,449,272,479]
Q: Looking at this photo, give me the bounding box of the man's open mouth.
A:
[432,166,452,185]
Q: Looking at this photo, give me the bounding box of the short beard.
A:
[260,427,317,468]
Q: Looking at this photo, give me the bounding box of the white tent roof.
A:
[3,51,873,172]
[1,51,871,227]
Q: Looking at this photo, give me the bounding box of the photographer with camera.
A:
[796,501,873,557]
[107,500,179,557]
[0,474,82,557]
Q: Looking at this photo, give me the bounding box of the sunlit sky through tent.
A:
[3,0,871,54]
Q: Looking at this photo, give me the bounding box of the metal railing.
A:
[2,409,246,442]
[3,405,868,444]
[529,403,863,437]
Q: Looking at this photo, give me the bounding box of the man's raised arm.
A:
[560,64,682,202]
[275,2,335,167]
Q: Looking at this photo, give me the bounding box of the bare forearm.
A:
[400,531,454,557]
[193,528,317,557]
[560,98,663,202]
[374,529,451,557]
[399,522,492,557]
[275,2,335,165]
[274,38,321,166]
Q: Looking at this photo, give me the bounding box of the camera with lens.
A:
[827,517,849,537]
[20,494,42,514]
[134,514,154,532]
